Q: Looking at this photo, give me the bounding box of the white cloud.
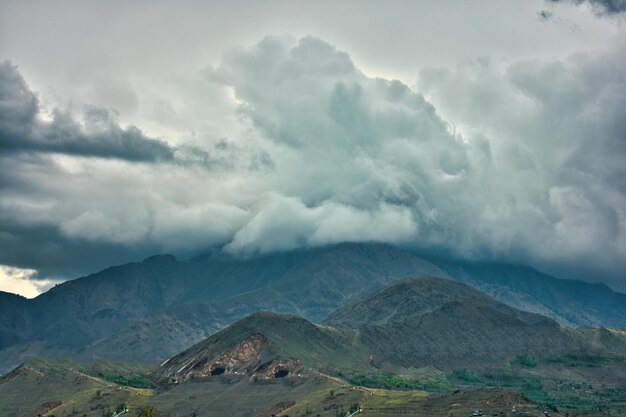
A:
[417,43,626,278]
[0,266,55,298]
[226,193,417,255]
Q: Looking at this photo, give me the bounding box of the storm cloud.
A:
[0,61,174,162]
[1,34,625,290]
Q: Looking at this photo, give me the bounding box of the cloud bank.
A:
[1,35,625,290]
[0,62,174,162]
[418,47,626,280]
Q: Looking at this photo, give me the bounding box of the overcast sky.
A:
[1,0,625,297]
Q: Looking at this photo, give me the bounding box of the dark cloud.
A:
[0,61,174,162]
[0,216,153,280]
[547,0,626,15]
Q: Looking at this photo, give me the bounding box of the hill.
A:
[1,356,557,417]
[328,277,626,369]
[0,358,154,417]
[147,278,626,415]
[153,311,367,384]
[326,276,553,328]
[156,278,626,376]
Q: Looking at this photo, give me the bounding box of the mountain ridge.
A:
[1,243,626,372]
[325,276,557,329]
[155,277,626,380]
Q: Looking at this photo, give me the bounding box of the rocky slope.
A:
[153,311,365,384]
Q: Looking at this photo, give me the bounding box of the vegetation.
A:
[449,369,518,387]
[545,353,624,367]
[348,373,450,392]
[349,373,424,390]
[509,354,538,368]
[97,372,156,388]
[450,369,483,383]
[4,356,626,417]
[138,406,155,417]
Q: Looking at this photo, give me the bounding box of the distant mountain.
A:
[0,292,30,350]
[325,276,553,328]
[1,243,625,370]
[326,277,580,368]
[426,259,626,328]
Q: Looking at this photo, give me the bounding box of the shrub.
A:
[510,354,538,368]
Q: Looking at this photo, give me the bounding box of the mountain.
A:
[327,277,568,368]
[1,254,185,351]
[427,259,626,328]
[156,278,626,377]
[2,278,626,417]
[1,243,626,370]
[153,311,366,384]
[325,276,553,328]
[0,292,30,350]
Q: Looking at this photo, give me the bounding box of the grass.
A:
[3,355,626,416]
[348,374,424,390]
[97,372,156,388]
[0,361,141,417]
[450,369,483,384]
[149,373,346,417]
[448,360,626,415]
[449,369,519,388]
[545,353,624,367]
[345,358,626,416]
[347,373,451,393]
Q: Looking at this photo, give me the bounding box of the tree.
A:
[138,407,154,417]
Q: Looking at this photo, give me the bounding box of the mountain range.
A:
[2,275,626,416]
[1,243,625,373]
[157,276,626,384]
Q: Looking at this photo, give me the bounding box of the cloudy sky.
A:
[1,0,625,297]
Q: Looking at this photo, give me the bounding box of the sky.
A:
[0,0,625,297]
